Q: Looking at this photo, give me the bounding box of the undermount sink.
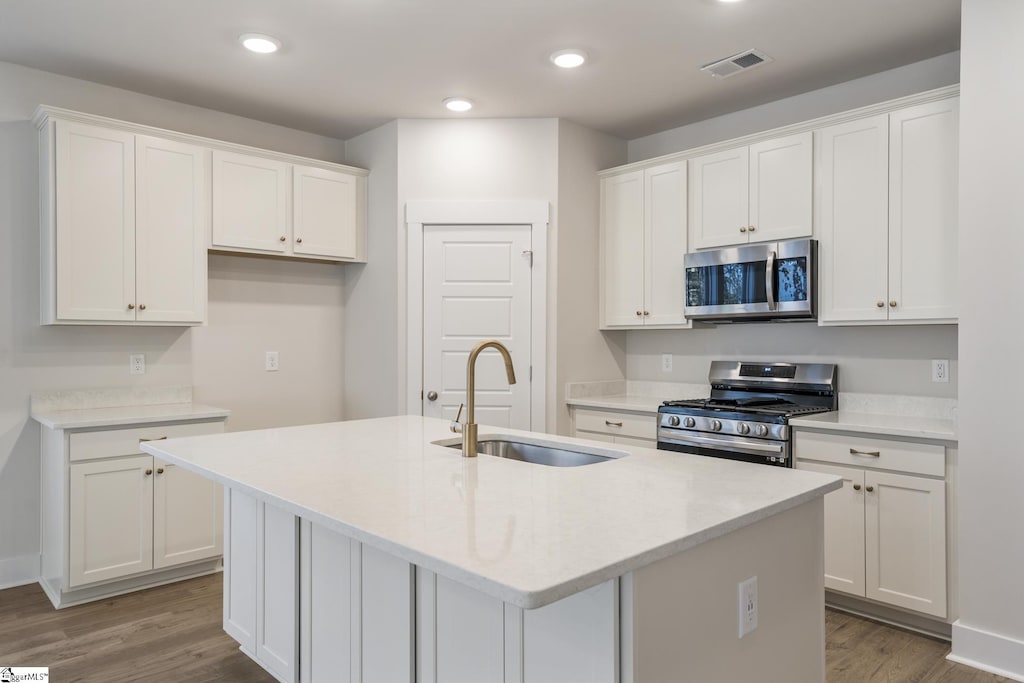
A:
[434,436,627,467]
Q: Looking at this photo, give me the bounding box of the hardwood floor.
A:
[0,574,1014,682]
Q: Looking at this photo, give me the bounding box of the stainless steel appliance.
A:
[657,360,837,467]
[684,238,816,322]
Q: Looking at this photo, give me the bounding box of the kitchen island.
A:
[142,415,840,683]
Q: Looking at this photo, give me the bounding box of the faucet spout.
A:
[461,340,516,457]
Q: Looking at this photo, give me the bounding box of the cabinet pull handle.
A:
[853,483,862,491]
[127,303,135,310]
[849,448,880,457]
[739,226,747,233]
[145,468,153,476]
[865,485,875,493]
[139,436,168,443]
[156,467,165,475]
[605,420,623,427]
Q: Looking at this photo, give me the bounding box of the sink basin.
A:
[434,436,627,467]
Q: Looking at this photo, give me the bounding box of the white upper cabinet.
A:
[600,161,687,329]
[212,150,291,254]
[817,97,959,325]
[690,132,812,249]
[212,153,367,262]
[43,119,207,325]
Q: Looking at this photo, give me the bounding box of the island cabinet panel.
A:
[224,488,258,652]
[301,522,355,683]
[360,544,415,681]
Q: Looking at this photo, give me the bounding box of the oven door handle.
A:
[765,249,777,311]
[658,431,787,456]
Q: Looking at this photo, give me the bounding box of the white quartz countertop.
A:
[790,411,957,442]
[142,415,840,609]
[564,394,667,413]
[32,402,231,429]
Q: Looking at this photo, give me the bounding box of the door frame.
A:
[405,200,548,431]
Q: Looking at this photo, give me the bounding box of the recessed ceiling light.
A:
[443,97,473,113]
[240,33,281,54]
[716,0,744,3]
[550,49,587,69]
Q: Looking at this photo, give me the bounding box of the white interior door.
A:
[421,225,532,430]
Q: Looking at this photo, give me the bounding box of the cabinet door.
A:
[257,501,299,683]
[224,488,258,652]
[748,131,813,242]
[689,147,749,249]
[135,135,208,323]
[69,456,153,587]
[865,470,947,617]
[600,171,646,327]
[644,162,688,326]
[212,150,290,253]
[798,462,865,597]
[54,121,136,322]
[888,98,959,322]
[293,165,360,260]
[152,460,223,569]
[817,116,890,323]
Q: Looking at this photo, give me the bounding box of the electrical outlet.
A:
[931,359,949,383]
[661,353,673,373]
[265,351,279,372]
[129,354,145,375]
[738,576,758,638]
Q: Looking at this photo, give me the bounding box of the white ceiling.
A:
[0,0,960,141]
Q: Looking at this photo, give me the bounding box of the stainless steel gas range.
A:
[657,361,838,467]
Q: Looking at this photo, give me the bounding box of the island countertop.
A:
[141,415,840,609]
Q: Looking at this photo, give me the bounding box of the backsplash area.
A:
[625,323,958,398]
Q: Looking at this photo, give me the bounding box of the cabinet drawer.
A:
[794,430,943,477]
[70,421,224,462]
[574,408,656,440]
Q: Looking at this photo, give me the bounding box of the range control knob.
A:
[755,424,769,437]
[667,415,681,427]
[683,417,696,428]
[710,419,723,432]
[737,422,750,435]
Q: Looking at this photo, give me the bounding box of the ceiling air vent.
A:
[700,49,773,79]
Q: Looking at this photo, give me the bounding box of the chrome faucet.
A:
[450,339,516,457]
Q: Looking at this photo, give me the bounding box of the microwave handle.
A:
[765,249,777,311]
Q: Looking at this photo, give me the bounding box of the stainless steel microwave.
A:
[684,238,816,322]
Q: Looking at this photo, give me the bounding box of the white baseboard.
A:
[950,620,1024,682]
[0,553,40,590]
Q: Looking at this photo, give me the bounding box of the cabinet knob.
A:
[145,468,153,476]
[127,303,135,310]
[636,310,643,317]
[876,301,884,308]
[739,226,747,233]
[156,467,164,475]
[296,237,303,244]
[643,310,650,316]
[853,483,862,491]
[139,304,146,311]
[865,485,875,492]
[280,236,287,242]
[889,300,897,308]
[747,225,756,232]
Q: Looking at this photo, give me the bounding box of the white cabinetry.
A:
[572,406,657,448]
[40,418,226,608]
[689,132,812,249]
[40,117,208,325]
[599,161,687,329]
[795,430,947,618]
[817,97,959,324]
[212,152,367,262]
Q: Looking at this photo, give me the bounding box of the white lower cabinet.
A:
[40,418,226,607]
[796,430,948,618]
[571,406,657,448]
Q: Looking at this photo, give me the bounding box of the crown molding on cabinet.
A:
[599,84,960,176]
[32,105,368,177]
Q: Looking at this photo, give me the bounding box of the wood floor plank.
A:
[0,575,1017,682]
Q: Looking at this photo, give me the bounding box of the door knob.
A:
[426,391,438,401]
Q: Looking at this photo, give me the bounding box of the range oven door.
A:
[684,238,815,321]
[657,428,791,467]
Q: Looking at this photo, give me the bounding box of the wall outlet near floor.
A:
[931,359,949,383]
[265,351,279,372]
[738,576,758,638]
[661,353,673,373]
[129,354,145,375]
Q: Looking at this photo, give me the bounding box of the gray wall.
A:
[0,61,348,587]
